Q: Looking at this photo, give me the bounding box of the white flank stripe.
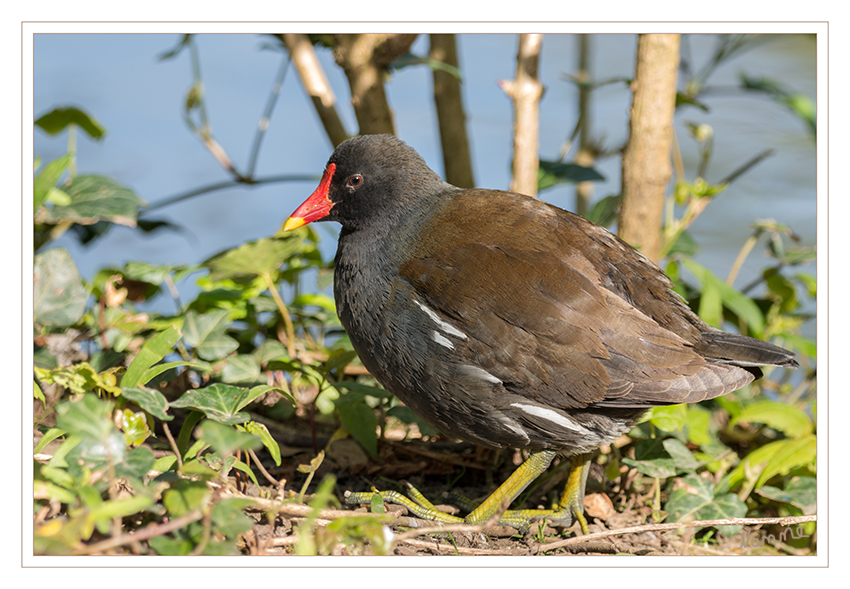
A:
[510,403,585,432]
[413,299,467,339]
[499,416,530,442]
[432,331,454,349]
[459,364,502,384]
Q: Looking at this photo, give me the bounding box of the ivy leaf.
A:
[757,476,817,515]
[162,479,210,517]
[196,420,262,456]
[221,354,262,384]
[35,106,106,139]
[622,438,676,479]
[665,473,748,536]
[663,438,701,471]
[170,383,261,425]
[205,235,305,281]
[34,248,88,327]
[40,175,145,228]
[182,309,239,361]
[211,498,256,538]
[121,386,173,422]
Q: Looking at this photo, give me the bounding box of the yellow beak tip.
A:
[283,217,306,232]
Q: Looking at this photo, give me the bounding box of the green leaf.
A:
[390,52,462,80]
[664,473,747,535]
[731,401,813,439]
[755,435,817,487]
[244,421,282,466]
[205,235,305,281]
[229,459,260,487]
[149,534,194,556]
[139,360,211,388]
[34,427,66,455]
[675,92,710,111]
[162,479,210,517]
[34,479,76,505]
[41,175,145,227]
[88,495,155,531]
[182,309,239,361]
[725,436,817,490]
[584,194,622,228]
[622,438,677,479]
[120,409,150,446]
[387,405,442,437]
[115,446,156,480]
[121,386,172,421]
[537,159,605,192]
[681,258,764,334]
[34,248,88,327]
[650,404,688,433]
[170,383,256,425]
[152,455,178,473]
[336,400,378,459]
[197,420,262,456]
[332,381,393,399]
[35,106,106,139]
[666,230,700,258]
[222,354,262,384]
[757,476,816,515]
[778,333,817,359]
[684,405,712,447]
[663,438,701,471]
[211,498,256,538]
[122,326,181,387]
[55,395,115,444]
[34,154,73,213]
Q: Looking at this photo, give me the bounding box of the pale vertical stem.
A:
[281,33,350,147]
[618,34,681,264]
[502,33,544,197]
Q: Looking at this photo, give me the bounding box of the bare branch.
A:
[280,34,350,147]
[501,33,544,197]
[575,34,595,217]
[618,33,681,263]
[333,34,418,135]
[429,34,475,188]
[536,514,817,553]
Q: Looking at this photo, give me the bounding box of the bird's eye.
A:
[347,174,363,188]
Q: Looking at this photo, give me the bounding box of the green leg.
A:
[347,450,593,533]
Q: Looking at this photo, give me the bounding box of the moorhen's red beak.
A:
[283,163,336,231]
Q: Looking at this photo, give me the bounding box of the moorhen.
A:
[283,134,798,533]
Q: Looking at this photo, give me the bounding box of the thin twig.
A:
[140,174,317,215]
[537,514,816,552]
[247,448,282,488]
[161,422,183,469]
[263,272,296,360]
[399,537,515,556]
[247,55,291,178]
[72,510,204,555]
[718,148,775,186]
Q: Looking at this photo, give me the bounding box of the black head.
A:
[284,134,450,233]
